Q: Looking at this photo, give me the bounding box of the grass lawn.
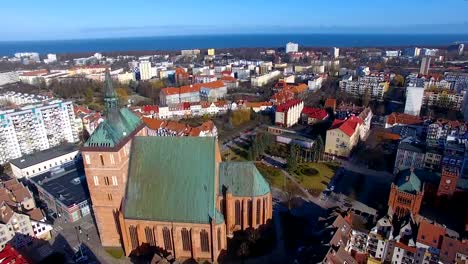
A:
[255,162,285,189]
[290,162,337,196]
[104,247,125,259]
[222,147,248,161]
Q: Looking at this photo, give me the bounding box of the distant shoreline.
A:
[0,33,466,56]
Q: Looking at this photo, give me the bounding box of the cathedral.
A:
[81,72,272,262]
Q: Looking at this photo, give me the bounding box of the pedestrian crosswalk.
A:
[51,225,63,236]
[81,222,94,230]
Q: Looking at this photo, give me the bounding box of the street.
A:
[49,214,130,264]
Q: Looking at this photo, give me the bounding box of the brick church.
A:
[81,72,272,262]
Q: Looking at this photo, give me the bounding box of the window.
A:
[247,200,253,227]
[44,166,46,169]
[181,228,191,251]
[200,229,209,252]
[145,227,155,246]
[112,176,118,186]
[162,227,172,250]
[110,154,115,165]
[129,226,139,249]
[104,177,110,185]
[220,199,224,215]
[85,154,90,165]
[235,200,241,225]
[256,199,261,225]
[93,176,99,186]
[217,228,222,249]
[99,154,104,166]
[107,193,113,201]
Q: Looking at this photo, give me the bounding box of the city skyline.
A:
[2,0,468,41]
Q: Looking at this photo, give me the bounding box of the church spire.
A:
[103,69,118,113]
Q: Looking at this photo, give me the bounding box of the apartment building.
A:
[0,100,80,164]
[286,42,299,53]
[423,89,464,110]
[394,137,426,173]
[325,116,363,158]
[339,74,389,100]
[426,119,466,147]
[275,100,304,127]
[251,70,281,87]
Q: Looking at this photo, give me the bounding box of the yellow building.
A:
[208,48,215,56]
[325,116,363,158]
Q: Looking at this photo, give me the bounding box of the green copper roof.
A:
[84,108,142,148]
[104,70,117,98]
[395,168,441,194]
[219,162,270,197]
[123,136,218,224]
[396,169,423,193]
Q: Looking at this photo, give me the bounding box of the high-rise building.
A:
[0,100,80,164]
[139,61,152,80]
[332,47,339,58]
[419,57,431,75]
[207,48,215,56]
[286,42,299,53]
[404,85,425,116]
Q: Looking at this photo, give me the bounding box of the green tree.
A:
[287,144,299,171]
[84,88,94,104]
[315,136,324,162]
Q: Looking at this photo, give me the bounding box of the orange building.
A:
[388,169,424,218]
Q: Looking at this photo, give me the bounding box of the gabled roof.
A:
[219,162,270,197]
[123,137,218,224]
[386,112,422,126]
[329,116,363,137]
[84,108,142,148]
[302,107,328,120]
[276,99,302,112]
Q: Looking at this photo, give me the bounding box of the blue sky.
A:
[2,0,468,40]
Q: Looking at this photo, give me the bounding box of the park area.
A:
[290,162,339,196]
[254,162,285,189]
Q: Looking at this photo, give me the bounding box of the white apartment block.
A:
[286,42,299,53]
[404,86,425,116]
[275,100,304,128]
[251,70,281,87]
[339,75,389,100]
[0,100,80,164]
[139,61,152,80]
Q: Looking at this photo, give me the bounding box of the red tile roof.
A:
[142,105,159,114]
[417,219,446,248]
[221,76,236,82]
[245,101,273,108]
[395,242,417,254]
[302,107,328,120]
[161,81,225,95]
[330,116,363,137]
[386,113,423,126]
[276,99,302,112]
[21,69,49,76]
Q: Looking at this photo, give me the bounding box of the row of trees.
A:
[286,136,324,171]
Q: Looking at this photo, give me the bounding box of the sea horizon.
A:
[1,33,467,56]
